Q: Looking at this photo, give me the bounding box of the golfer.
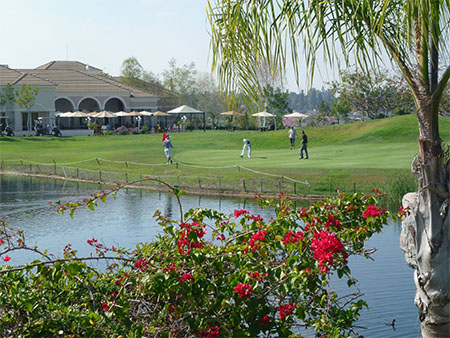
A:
[240,138,252,158]
[288,127,297,150]
[163,135,174,164]
[299,130,308,159]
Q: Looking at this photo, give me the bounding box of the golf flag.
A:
[162,132,167,141]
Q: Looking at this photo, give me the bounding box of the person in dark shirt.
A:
[299,130,308,159]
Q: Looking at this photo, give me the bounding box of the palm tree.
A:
[208,1,449,336]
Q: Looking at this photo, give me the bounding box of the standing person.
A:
[240,138,252,158]
[163,135,174,164]
[288,127,297,150]
[299,130,308,159]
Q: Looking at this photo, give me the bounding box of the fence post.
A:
[125,173,128,184]
[77,168,79,179]
[329,182,332,194]
[140,174,142,184]
[198,177,201,189]
[29,164,32,173]
[177,176,180,187]
[237,165,240,172]
[353,182,356,193]
[307,182,310,194]
[243,178,246,192]
[53,160,57,175]
[1,160,3,171]
[278,180,281,193]
[294,182,297,194]
[125,161,128,169]
[99,170,102,182]
[96,158,100,165]
[219,176,222,191]
[176,162,179,169]
[260,180,263,193]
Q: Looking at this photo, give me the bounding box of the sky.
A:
[1,0,336,92]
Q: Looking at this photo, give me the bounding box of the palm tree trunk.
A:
[401,99,450,337]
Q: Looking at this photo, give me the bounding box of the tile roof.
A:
[2,61,168,99]
[18,69,155,98]
[36,60,102,73]
[0,65,56,86]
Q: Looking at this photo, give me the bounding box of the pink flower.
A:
[310,230,344,272]
[3,255,11,262]
[234,283,253,298]
[363,205,386,218]
[259,315,271,325]
[178,273,194,283]
[234,209,249,218]
[278,302,297,320]
[200,325,220,337]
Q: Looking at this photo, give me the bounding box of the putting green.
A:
[175,142,418,170]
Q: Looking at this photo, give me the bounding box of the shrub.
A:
[0,183,404,337]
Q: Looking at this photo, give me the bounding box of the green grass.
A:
[1,115,449,196]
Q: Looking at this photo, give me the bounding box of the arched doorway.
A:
[55,98,74,112]
[104,97,125,112]
[78,98,100,112]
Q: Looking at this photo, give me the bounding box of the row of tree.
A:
[118,57,450,131]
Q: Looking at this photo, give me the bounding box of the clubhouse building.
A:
[0,61,172,135]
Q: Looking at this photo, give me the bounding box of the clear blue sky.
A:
[1,0,335,92]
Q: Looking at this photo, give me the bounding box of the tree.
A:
[162,58,197,106]
[15,84,38,131]
[0,83,15,114]
[330,69,408,119]
[263,85,291,128]
[208,1,450,336]
[120,56,144,83]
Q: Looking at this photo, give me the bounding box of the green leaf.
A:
[67,262,81,276]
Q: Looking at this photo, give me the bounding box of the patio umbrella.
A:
[125,111,143,116]
[220,111,243,116]
[153,111,170,116]
[139,110,153,116]
[252,111,274,117]
[153,111,170,130]
[93,111,116,118]
[252,111,274,129]
[114,111,129,117]
[284,112,308,118]
[70,111,89,117]
[167,105,206,132]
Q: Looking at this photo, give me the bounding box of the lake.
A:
[0,175,420,337]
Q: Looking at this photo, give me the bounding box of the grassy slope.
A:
[1,115,449,190]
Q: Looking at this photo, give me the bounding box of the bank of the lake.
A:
[2,115,448,197]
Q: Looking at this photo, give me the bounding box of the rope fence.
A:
[0,158,378,196]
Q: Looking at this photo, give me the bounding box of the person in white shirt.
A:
[162,135,174,164]
[240,138,252,158]
[288,127,297,150]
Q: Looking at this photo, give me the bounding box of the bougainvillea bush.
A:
[0,184,404,337]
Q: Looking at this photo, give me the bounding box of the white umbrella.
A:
[93,111,116,118]
[167,105,203,114]
[58,112,76,117]
[284,112,308,118]
[69,111,89,117]
[167,105,206,131]
[252,111,274,117]
[252,112,274,129]
[139,110,153,116]
[126,111,144,116]
[114,111,129,117]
